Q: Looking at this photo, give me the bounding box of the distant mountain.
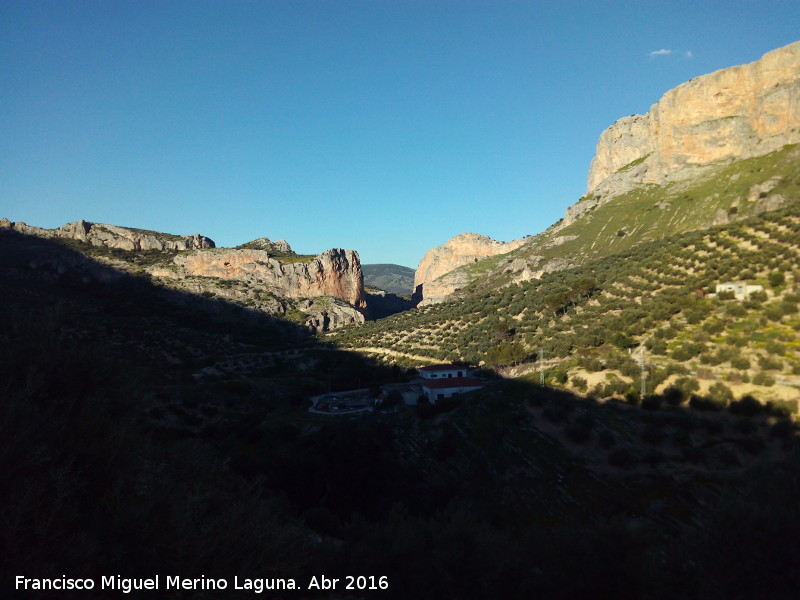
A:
[412,41,800,305]
[363,263,415,296]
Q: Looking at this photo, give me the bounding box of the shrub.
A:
[731,356,750,370]
[662,386,685,406]
[689,394,725,412]
[769,271,785,288]
[781,301,799,315]
[674,376,701,395]
[728,395,764,417]
[757,355,783,371]
[708,382,734,407]
[571,375,588,392]
[767,398,798,416]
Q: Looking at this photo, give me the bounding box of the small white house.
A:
[715,282,764,300]
[419,364,471,380]
[421,377,484,404]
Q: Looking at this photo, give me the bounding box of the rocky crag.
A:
[2,218,367,331]
[413,233,527,304]
[576,40,800,222]
[411,41,800,304]
[0,218,214,251]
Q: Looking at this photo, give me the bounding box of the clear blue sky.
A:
[2,1,799,268]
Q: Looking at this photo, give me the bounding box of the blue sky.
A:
[2,1,799,268]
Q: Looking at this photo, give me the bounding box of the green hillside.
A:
[437,144,800,296]
[363,263,416,295]
[333,200,800,407]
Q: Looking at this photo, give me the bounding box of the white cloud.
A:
[648,49,673,57]
[684,50,693,59]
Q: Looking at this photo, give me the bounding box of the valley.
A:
[3,38,800,600]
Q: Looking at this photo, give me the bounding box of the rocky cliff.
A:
[585,41,800,208]
[3,218,367,331]
[413,233,527,304]
[161,247,367,310]
[0,218,215,251]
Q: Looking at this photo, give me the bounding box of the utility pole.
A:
[539,347,545,385]
[636,345,647,398]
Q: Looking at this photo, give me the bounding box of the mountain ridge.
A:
[409,40,800,303]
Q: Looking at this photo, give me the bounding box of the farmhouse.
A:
[421,376,484,404]
[419,364,471,380]
[715,281,764,300]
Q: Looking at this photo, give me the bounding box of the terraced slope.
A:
[428,144,800,298]
[333,201,800,405]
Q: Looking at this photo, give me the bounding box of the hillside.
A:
[449,142,800,297]
[3,228,800,599]
[414,41,800,304]
[363,263,415,296]
[333,200,800,408]
[1,218,369,332]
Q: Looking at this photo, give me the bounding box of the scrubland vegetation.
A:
[334,201,800,409]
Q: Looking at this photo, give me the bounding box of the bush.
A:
[674,376,701,395]
[751,372,777,388]
[728,395,763,417]
[769,271,785,288]
[571,375,588,392]
[731,356,750,370]
[757,355,783,371]
[689,394,725,412]
[708,382,734,407]
[662,386,685,406]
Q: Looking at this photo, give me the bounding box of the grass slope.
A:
[334,201,800,407]
[363,263,416,295]
[442,144,800,295]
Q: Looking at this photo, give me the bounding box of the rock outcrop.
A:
[413,233,527,304]
[236,237,294,255]
[4,217,367,331]
[0,218,215,251]
[163,247,367,310]
[586,41,800,201]
[300,297,366,334]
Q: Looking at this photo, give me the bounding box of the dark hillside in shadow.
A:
[2,230,799,599]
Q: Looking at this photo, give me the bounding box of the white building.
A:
[418,364,471,380]
[421,377,484,404]
[715,282,764,300]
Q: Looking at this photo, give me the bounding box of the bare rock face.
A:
[0,219,215,251]
[299,297,366,334]
[586,41,800,199]
[237,237,294,254]
[168,248,367,310]
[413,233,527,303]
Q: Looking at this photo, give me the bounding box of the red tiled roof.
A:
[421,377,484,390]
[419,364,469,372]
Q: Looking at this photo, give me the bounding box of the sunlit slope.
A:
[434,144,800,297]
[333,201,800,402]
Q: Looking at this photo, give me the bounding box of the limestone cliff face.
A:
[0,218,215,251]
[413,233,527,302]
[586,41,800,199]
[167,248,367,310]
